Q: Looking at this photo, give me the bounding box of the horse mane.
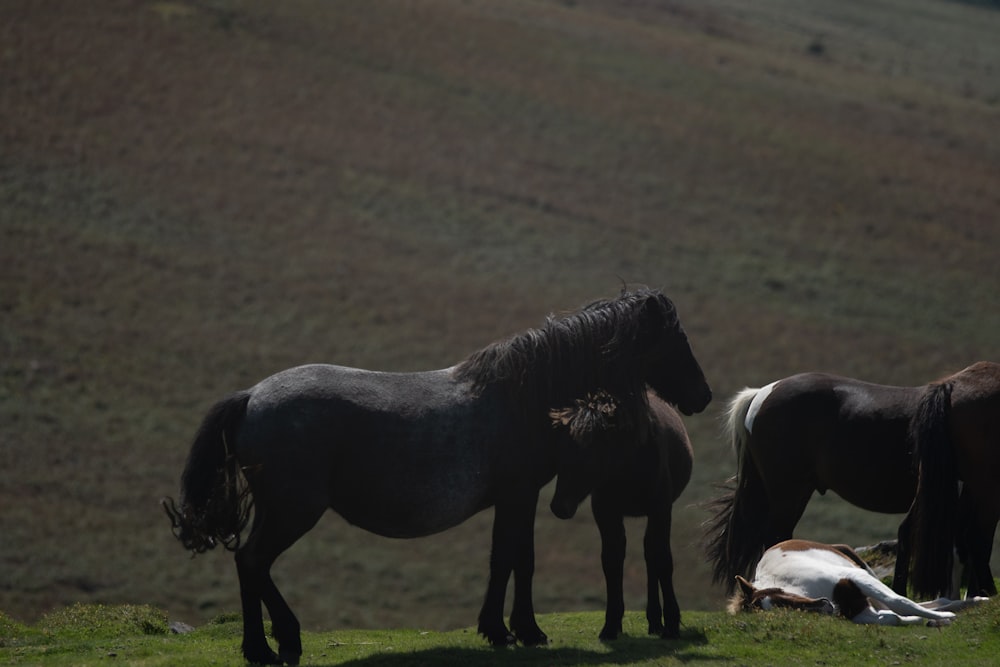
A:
[454,288,676,420]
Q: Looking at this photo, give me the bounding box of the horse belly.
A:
[824,454,914,513]
[820,418,916,513]
[242,365,499,538]
[330,447,494,539]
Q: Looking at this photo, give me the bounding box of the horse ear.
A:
[735,575,756,599]
[639,292,679,339]
[729,575,757,614]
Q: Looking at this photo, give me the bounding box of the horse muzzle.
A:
[678,386,712,416]
[550,498,579,520]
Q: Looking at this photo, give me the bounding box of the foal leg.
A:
[591,493,627,640]
[644,542,663,637]
[644,505,679,638]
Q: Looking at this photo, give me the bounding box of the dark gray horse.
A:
[549,390,694,640]
[163,288,711,665]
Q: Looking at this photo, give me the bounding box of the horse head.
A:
[632,291,712,416]
[730,575,836,615]
[548,390,638,519]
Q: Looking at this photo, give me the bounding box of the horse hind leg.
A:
[961,495,999,597]
[236,501,326,666]
[893,510,914,595]
[644,508,679,638]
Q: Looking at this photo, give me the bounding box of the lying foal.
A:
[731,540,984,625]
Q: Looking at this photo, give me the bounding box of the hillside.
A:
[2,0,998,632]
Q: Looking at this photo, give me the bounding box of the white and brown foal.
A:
[731,540,984,626]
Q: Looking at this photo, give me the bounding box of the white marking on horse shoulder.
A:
[745,381,778,434]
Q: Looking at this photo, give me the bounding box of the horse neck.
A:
[459,325,649,420]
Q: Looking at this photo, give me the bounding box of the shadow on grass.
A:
[311,627,717,667]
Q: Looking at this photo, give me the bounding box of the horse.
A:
[704,362,1000,601]
[730,540,984,626]
[548,388,694,640]
[162,287,712,666]
[907,361,1000,599]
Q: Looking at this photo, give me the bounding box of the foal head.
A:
[730,575,836,615]
[548,390,637,519]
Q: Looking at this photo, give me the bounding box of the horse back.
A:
[234,364,521,537]
[748,373,920,510]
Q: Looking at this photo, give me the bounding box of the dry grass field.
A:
[2,0,998,633]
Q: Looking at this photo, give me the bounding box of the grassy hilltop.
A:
[1,0,999,635]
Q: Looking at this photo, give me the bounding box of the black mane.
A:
[454,288,677,419]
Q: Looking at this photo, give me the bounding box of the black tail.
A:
[704,388,770,593]
[162,391,253,553]
[908,381,959,598]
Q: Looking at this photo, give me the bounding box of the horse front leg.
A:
[478,495,546,645]
[591,492,626,640]
[508,493,548,645]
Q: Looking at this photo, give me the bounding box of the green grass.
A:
[3,603,1000,666]
[2,0,999,638]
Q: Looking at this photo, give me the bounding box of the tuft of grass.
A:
[37,603,169,639]
[0,611,34,649]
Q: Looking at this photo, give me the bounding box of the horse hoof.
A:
[479,626,516,646]
[599,628,621,641]
[243,647,282,665]
[492,633,516,646]
[515,628,548,646]
[660,626,680,639]
[278,649,301,666]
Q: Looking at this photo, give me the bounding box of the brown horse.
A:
[908,361,1000,598]
[705,362,1000,600]
[549,390,694,640]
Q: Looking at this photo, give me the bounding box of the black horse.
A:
[549,389,695,640]
[163,288,711,665]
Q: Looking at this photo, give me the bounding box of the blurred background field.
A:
[1,0,998,631]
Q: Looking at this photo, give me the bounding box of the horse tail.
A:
[161,391,253,553]
[909,381,959,598]
[705,387,770,592]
